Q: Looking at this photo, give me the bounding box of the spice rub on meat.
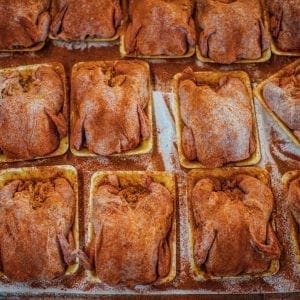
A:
[196,0,269,63]
[50,0,122,41]
[191,174,281,277]
[0,177,76,281]
[86,174,174,285]
[267,0,300,52]
[287,176,300,231]
[178,69,255,168]
[0,65,67,160]
[71,61,151,156]
[0,0,50,50]
[263,63,300,140]
[124,0,195,56]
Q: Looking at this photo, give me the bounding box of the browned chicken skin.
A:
[179,69,255,167]
[124,0,195,56]
[197,0,269,63]
[287,177,300,226]
[0,65,67,159]
[268,0,300,52]
[71,61,150,155]
[50,0,122,41]
[0,0,50,50]
[191,175,281,277]
[86,175,173,285]
[263,64,300,139]
[0,177,76,281]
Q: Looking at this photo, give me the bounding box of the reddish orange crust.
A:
[0,0,50,51]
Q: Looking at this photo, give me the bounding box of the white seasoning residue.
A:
[52,40,120,51]
[153,91,179,171]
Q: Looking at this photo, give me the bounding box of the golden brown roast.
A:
[50,0,122,41]
[191,174,281,277]
[0,65,67,160]
[0,0,50,50]
[0,177,76,281]
[124,0,195,56]
[86,174,173,285]
[196,0,269,63]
